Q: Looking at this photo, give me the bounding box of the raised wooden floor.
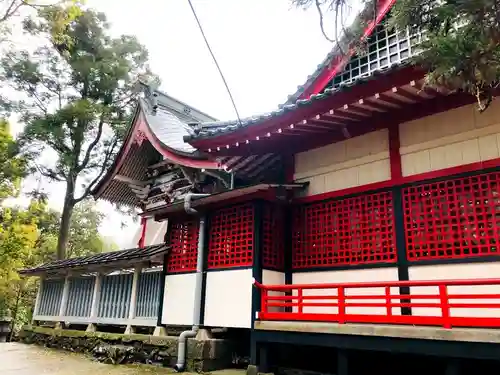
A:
[254,320,500,344]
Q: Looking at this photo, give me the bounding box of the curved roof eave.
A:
[92,103,224,200]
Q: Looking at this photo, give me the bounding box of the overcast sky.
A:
[11,0,342,248]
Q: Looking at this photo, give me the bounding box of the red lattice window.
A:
[166,220,199,273]
[403,172,500,261]
[292,191,396,269]
[208,203,254,269]
[262,204,285,270]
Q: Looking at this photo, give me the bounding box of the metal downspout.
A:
[175,193,209,372]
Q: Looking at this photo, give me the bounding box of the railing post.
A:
[58,275,71,320]
[338,286,345,324]
[385,286,392,316]
[297,288,303,314]
[260,287,267,318]
[439,284,451,328]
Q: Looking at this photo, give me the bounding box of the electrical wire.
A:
[187,0,242,126]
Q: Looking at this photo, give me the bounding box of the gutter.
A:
[175,193,210,372]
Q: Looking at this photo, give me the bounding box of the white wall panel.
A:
[161,273,196,326]
[204,269,253,328]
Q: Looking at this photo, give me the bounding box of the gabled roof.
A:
[93,86,288,207]
[20,244,169,276]
[184,0,397,145]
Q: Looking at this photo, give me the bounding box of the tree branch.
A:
[0,0,22,23]
[35,164,65,182]
[73,138,118,204]
[316,0,335,43]
[76,115,104,172]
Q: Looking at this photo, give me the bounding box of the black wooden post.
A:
[250,201,264,369]
[392,187,411,315]
[156,223,171,326]
[337,349,349,375]
[284,204,293,312]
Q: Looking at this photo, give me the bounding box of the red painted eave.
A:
[188,65,426,152]
[299,0,397,100]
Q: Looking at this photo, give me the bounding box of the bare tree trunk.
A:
[57,182,75,260]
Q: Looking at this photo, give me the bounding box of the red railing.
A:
[254,278,500,328]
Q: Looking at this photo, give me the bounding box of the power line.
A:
[187,0,242,125]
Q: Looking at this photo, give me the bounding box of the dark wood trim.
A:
[252,329,500,361]
[251,201,264,329]
[392,186,411,315]
[409,256,500,267]
[156,255,169,326]
[164,270,197,276]
[206,265,253,273]
[337,349,349,375]
[291,262,398,273]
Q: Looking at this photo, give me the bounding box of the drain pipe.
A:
[175,193,209,372]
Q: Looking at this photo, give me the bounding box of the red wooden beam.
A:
[388,124,402,180]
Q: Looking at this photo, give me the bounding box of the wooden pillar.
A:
[445,359,460,375]
[156,222,171,327]
[283,205,293,313]
[32,277,44,320]
[393,186,411,315]
[125,266,142,334]
[251,200,264,328]
[337,349,348,375]
[89,274,102,320]
[58,275,71,319]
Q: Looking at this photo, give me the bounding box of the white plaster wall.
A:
[409,262,500,318]
[204,269,253,328]
[161,273,196,326]
[294,129,390,196]
[130,218,168,248]
[292,268,400,315]
[262,270,285,313]
[400,98,500,176]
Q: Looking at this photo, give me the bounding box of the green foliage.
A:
[0,119,27,201]
[293,0,500,112]
[0,4,158,258]
[0,198,116,328]
[0,1,82,44]
[390,0,500,112]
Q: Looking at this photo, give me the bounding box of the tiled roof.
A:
[185,62,409,142]
[141,99,199,155]
[20,244,169,275]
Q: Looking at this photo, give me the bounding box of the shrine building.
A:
[20,1,500,373]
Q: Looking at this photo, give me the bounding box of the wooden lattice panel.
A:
[166,220,199,273]
[292,192,396,269]
[208,203,254,269]
[403,172,500,261]
[262,204,285,270]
